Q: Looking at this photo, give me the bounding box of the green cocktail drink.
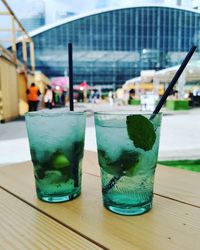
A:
[95,112,162,215]
[25,109,86,203]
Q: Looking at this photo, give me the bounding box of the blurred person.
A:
[169,88,178,100]
[173,89,178,99]
[77,91,84,102]
[89,90,95,103]
[26,83,41,112]
[44,85,53,109]
[95,90,101,103]
[188,91,194,107]
[116,88,125,105]
[61,90,67,105]
[108,91,114,105]
[124,90,130,105]
[128,89,135,104]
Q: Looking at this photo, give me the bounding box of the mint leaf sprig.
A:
[126,115,156,151]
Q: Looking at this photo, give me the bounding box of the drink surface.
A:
[95,112,162,215]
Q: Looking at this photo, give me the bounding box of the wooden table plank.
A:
[83,151,200,207]
[154,166,200,207]
[0,188,103,250]
[83,150,100,176]
[0,162,200,250]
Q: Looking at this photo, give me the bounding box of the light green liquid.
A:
[25,110,85,203]
[32,142,83,203]
[95,113,161,215]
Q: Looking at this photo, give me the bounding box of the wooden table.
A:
[0,150,200,250]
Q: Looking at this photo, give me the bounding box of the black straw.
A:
[68,42,74,111]
[152,45,197,116]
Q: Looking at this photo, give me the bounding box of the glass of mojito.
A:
[25,109,86,203]
[94,111,162,215]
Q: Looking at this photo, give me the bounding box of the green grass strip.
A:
[158,159,200,172]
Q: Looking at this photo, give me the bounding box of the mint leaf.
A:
[126,115,156,151]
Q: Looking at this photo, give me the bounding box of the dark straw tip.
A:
[152,45,197,117]
[68,42,74,111]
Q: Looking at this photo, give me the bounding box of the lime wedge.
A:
[52,153,70,170]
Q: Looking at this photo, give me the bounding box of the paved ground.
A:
[0,103,200,166]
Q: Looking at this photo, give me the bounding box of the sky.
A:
[0,1,194,47]
[2,0,133,24]
[6,0,105,22]
[5,0,192,24]
[0,0,120,42]
[0,0,194,28]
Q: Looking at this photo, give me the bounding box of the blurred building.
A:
[55,11,76,21]
[193,0,200,9]
[165,0,192,8]
[16,4,200,88]
[20,14,45,32]
[20,0,45,32]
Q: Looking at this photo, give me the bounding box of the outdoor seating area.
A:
[124,61,200,111]
[0,1,200,249]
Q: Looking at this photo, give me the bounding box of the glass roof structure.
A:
[16,5,200,88]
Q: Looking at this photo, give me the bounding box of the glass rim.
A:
[25,110,86,117]
[94,111,162,116]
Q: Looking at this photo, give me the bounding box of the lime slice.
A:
[52,153,70,170]
[44,170,63,184]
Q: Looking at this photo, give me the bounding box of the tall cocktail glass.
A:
[25,109,86,203]
[95,111,162,215]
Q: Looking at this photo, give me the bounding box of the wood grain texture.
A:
[154,165,200,207]
[83,150,100,176]
[83,150,200,207]
[0,161,200,250]
[0,188,103,250]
